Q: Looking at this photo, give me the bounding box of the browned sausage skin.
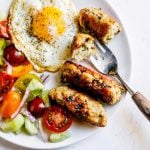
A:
[79,8,121,43]
[49,86,107,127]
[61,61,125,105]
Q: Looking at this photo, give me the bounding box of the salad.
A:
[0,19,72,143]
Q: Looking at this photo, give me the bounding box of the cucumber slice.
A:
[49,132,71,143]
[1,114,24,133]
[27,89,42,102]
[14,73,42,92]
[27,79,44,91]
[24,117,38,135]
[0,38,7,66]
[41,90,51,107]
[14,128,22,135]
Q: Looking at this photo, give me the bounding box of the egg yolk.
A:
[31,7,66,42]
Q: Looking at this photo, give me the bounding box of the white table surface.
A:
[0,0,150,149]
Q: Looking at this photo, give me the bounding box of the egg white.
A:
[9,0,78,72]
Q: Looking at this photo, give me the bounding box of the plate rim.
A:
[0,0,132,149]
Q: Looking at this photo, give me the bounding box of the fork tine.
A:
[94,38,106,54]
[94,38,112,55]
[94,38,118,62]
[89,53,105,73]
[89,37,119,74]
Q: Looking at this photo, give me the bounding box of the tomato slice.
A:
[4,45,26,66]
[0,72,14,96]
[0,20,10,39]
[11,61,33,78]
[28,97,45,118]
[0,91,21,118]
[42,106,72,133]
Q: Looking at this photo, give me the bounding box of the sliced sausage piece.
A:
[71,33,96,61]
[79,8,121,43]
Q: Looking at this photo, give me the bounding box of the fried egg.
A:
[9,0,78,72]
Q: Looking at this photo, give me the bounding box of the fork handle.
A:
[116,73,150,121]
[132,92,150,121]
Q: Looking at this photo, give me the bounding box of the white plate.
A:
[0,0,132,149]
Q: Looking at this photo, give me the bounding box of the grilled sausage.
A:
[49,86,107,127]
[61,61,125,105]
[71,33,96,61]
[79,8,121,43]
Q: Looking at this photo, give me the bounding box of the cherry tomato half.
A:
[0,20,10,39]
[11,61,33,78]
[42,106,72,133]
[4,45,26,66]
[0,91,21,118]
[28,97,45,118]
[0,72,14,96]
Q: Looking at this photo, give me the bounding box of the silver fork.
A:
[90,38,150,121]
